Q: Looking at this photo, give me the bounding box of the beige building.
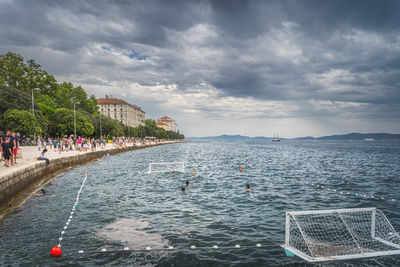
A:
[98,95,145,127]
[157,116,178,132]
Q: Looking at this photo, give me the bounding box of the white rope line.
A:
[75,243,281,254]
[57,171,88,247]
[268,173,398,204]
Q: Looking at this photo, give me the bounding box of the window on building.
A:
[108,108,110,111]
[121,108,123,111]
[101,108,103,111]
[114,114,117,118]
[121,114,123,118]
[114,108,116,111]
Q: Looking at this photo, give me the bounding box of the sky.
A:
[0,0,399,138]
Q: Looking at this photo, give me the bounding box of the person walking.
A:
[1,135,12,167]
[11,132,19,164]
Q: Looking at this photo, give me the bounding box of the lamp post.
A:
[73,102,80,138]
[32,88,40,142]
[99,114,102,139]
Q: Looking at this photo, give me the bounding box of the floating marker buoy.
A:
[192,171,195,175]
[168,246,174,250]
[50,245,62,257]
[78,250,84,254]
[124,247,129,251]
[235,245,240,249]
[146,247,151,251]
[190,245,196,249]
[256,244,261,248]
[239,168,243,172]
[101,248,107,252]
[84,171,87,174]
[213,245,218,249]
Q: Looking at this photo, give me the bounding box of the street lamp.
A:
[99,114,102,139]
[74,102,80,138]
[32,88,40,142]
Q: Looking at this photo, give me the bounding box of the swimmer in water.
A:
[33,188,46,196]
[181,186,186,193]
[186,180,190,186]
[173,170,177,174]
[246,184,251,191]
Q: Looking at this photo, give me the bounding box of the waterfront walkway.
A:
[0,141,174,180]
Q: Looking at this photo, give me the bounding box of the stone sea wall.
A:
[0,143,168,211]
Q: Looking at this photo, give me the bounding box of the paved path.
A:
[0,141,172,180]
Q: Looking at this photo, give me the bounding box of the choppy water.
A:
[1,141,400,266]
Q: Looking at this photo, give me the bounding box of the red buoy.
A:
[239,168,243,172]
[50,245,62,257]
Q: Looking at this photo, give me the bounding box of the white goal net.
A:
[282,207,400,262]
[148,162,185,174]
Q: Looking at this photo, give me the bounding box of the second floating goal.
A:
[148,162,185,174]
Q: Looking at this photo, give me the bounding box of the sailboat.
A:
[272,133,280,142]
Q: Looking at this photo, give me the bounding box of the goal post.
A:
[148,162,185,174]
[282,207,400,262]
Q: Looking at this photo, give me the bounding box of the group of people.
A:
[0,130,20,167]
[37,136,108,153]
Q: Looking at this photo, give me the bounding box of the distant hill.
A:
[312,133,400,141]
[188,133,400,141]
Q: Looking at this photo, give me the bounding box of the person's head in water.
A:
[186,180,189,186]
[173,170,177,174]
[181,186,186,193]
[246,184,251,191]
[33,188,46,196]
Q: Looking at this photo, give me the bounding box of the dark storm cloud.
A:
[0,0,399,126]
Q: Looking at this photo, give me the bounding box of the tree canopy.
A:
[0,52,184,140]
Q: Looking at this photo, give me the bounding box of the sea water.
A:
[0,141,400,266]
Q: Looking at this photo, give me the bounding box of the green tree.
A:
[49,108,94,137]
[0,52,58,93]
[97,115,124,138]
[0,52,28,89]
[0,86,32,117]
[3,109,37,136]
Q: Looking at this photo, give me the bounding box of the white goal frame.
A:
[148,162,185,174]
[281,207,400,262]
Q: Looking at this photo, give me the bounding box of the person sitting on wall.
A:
[36,148,50,166]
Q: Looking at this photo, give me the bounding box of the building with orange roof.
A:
[155,122,168,131]
[157,116,178,132]
[98,95,145,127]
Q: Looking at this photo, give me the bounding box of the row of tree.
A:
[0,52,184,140]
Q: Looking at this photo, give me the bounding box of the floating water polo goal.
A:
[148,162,185,174]
[282,207,400,262]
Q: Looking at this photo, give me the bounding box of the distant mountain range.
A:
[188,133,400,141]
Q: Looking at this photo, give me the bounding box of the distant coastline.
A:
[188,133,400,141]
